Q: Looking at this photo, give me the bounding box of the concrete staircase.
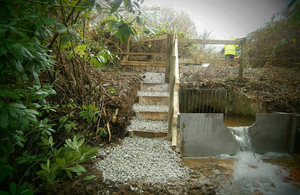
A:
[127,74,169,138]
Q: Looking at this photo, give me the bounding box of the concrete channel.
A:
[179,113,298,157]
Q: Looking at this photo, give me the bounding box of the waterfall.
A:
[227,126,300,195]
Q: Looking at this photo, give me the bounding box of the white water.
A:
[228,126,300,195]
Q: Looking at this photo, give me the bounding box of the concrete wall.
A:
[179,113,237,157]
[179,113,297,157]
[249,113,297,154]
[179,86,267,117]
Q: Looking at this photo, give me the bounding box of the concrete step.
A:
[140,83,169,92]
[138,91,169,105]
[127,119,168,138]
[133,104,169,121]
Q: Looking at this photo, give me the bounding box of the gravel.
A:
[137,91,169,97]
[142,72,165,83]
[126,118,168,132]
[96,137,190,184]
[133,103,169,112]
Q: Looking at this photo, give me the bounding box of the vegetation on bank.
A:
[0,0,150,193]
[246,0,300,68]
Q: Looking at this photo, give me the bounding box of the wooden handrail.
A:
[119,52,165,56]
[135,34,168,42]
[178,38,242,45]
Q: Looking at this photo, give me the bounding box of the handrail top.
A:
[178,39,243,45]
[119,52,165,55]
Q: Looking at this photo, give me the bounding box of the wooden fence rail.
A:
[120,36,247,81]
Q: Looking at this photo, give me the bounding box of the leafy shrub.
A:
[36,135,98,185]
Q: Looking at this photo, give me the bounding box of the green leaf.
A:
[32,71,40,85]
[96,3,102,13]
[116,23,131,43]
[77,138,84,148]
[65,139,75,150]
[97,55,105,63]
[49,136,54,147]
[0,43,7,55]
[11,58,24,73]
[57,28,67,33]
[133,1,140,9]
[66,166,79,173]
[288,0,297,9]
[82,175,96,181]
[76,164,86,172]
[137,16,143,26]
[124,0,132,10]
[56,158,65,166]
[11,48,24,61]
[111,0,123,13]
[144,25,157,34]
[10,103,26,109]
[0,161,14,181]
[66,170,72,179]
[0,109,8,129]
[9,182,17,195]
[16,182,33,195]
[61,33,69,45]
[41,163,48,171]
[6,91,20,99]
[34,18,43,28]
[11,28,30,40]
[41,17,56,26]
[46,159,50,170]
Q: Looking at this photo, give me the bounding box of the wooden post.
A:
[165,34,173,82]
[168,32,179,142]
[123,37,131,61]
[168,55,176,141]
[238,37,247,81]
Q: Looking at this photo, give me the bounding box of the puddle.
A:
[223,113,255,127]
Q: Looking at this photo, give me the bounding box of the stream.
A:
[223,126,300,195]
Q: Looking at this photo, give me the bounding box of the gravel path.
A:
[127,118,168,132]
[133,103,169,112]
[96,137,190,184]
[137,91,169,97]
[142,72,165,83]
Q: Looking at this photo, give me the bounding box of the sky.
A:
[142,0,288,40]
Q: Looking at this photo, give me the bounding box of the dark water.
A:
[223,113,255,127]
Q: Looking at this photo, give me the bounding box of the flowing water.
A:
[226,126,300,195]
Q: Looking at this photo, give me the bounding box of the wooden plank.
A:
[136,112,168,121]
[135,34,168,42]
[119,52,164,56]
[120,61,166,67]
[168,56,176,141]
[138,96,169,105]
[179,58,238,64]
[130,130,167,138]
[165,34,173,83]
[171,117,178,147]
[178,39,242,45]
